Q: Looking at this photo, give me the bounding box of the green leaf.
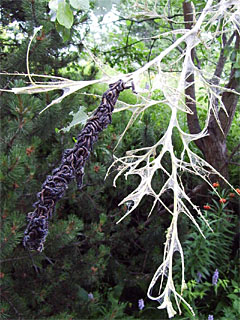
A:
[61,27,71,42]
[77,287,89,301]
[55,22,71,41]
[61,106,88,132]
[112,284,123,299]
[231,280,239,288]
[100,213,107,225]
[233,299,240,311]
[233,61,240,69]
[57,2,74,29]
[70,0,89,10]
[230,50,236,62]
[227,293,238,300]
[235,69,240,78]
[49,0,59,10]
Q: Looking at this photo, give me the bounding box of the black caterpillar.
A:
[23,79,135,252]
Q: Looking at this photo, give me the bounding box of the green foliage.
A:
[182,191,235,280]
[172,186,240,319]
[1,77,239,318]
[1,69,239,318]
[48,0,90,40]
[1,0,239,319]
[57,1,74,29]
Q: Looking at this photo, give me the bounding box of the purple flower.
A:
[88,292,94,300]
[197,271,202,283]
[212,269,219,285]
[208,315,214,320]
[138,298,145,310]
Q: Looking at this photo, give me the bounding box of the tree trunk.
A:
[183,1,240,182]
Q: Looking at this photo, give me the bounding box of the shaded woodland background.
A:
[0,0,239,319]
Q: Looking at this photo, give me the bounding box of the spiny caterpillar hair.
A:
[23,80,135,252]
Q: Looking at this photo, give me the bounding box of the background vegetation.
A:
[0,0,239,319]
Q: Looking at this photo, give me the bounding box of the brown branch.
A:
[168,0,184,54]
[218,142,240,172]
[126,20,133,50]
[1,292,22,319]
[117,16,183,25]
[208,31,236,126]
[102,37,172,54]
[103,39,150,54]
[0,254,38,263]
[229,161,240,166]
[220,32,240,136]
[228,142,240,162]
[182,1,204,151]
[212,32,235,82]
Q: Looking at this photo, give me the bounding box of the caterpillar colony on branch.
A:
[23,79,136,252]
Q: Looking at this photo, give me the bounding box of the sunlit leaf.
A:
[70,0,89,10]
[57,2,73,29]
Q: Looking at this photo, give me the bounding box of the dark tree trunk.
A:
[182,1,240,182]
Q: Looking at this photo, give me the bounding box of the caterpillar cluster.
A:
[23,79,135,252]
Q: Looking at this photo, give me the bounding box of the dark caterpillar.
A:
[23,79,135,252]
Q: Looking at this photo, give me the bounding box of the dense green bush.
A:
[1,1,239,319]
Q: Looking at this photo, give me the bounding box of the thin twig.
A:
[1,292,22,319]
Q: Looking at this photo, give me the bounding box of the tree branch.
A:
[228,142,240,162]
[125,20,133,50]
[211,31,235,82]
[168,0,184,54]
[182,1,204,151]
[1,292,22,318]
[220,32,240,136]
